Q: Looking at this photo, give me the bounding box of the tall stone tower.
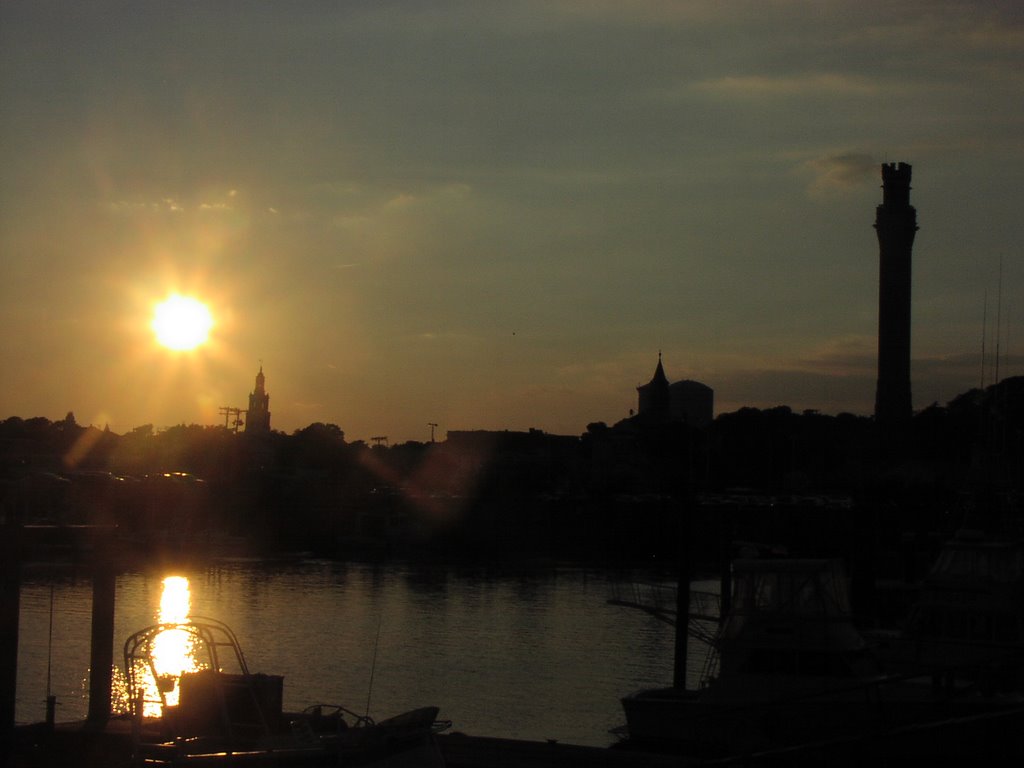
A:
[874,162,918,425]
[245,365,271,433]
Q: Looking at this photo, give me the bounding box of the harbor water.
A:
[15,560,716,747]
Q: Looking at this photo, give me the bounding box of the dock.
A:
[437,734,689,768]
[11,721,691,768]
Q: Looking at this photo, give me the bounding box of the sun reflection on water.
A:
[131,575,206,716]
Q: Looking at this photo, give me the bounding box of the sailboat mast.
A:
[673,499,692,690]
[995,256,1003,387]
[981,288,988,391]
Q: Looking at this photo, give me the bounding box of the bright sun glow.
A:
[151,295,214,351]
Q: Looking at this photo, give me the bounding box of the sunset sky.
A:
[2,1,1022,443]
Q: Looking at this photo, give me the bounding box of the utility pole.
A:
[371,436,388,448]
[218,406,245,433]
[428,423,438,443]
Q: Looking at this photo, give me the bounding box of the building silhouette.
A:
[245,366,271,433]
[636,355,713,427]
[669,379,714,428]
[874,162,918,425]
[637,354,671,421]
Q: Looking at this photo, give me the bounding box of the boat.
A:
[619,534,1024,761]
[620,558,891,757]
[123,617,450,766]
[894,527,1024,692]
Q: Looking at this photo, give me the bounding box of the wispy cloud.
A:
[415,331,478,343]
[794,335,877,375]
[289,401,325,412]
[108,198,185,214]
[716,367,875,416]
[694,73,879,99]
[802,152,878,197]
[109,190,242,215]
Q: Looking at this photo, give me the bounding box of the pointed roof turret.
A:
[648,351,669,387]
[637,352,671,419]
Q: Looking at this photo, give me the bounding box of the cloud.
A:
[703,336,878,414]
[108,198,185,214]
[802,152,878,197]
[538,0,776,27]
[198,189,240,212]
[855,3,1024,53]
[794,334,877,374]
[109,191,241,215]
[384,193,418,210]
[331,214,368,228]
[288,401,326,415]
[915,351,1024,390]
[716,367,875,416]
[414,331,478,343]
[694,73,879,99]
[711,347,1020,417]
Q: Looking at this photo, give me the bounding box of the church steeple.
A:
[637,352,670,419]
[245,364,271,433]
[650,352,668,386]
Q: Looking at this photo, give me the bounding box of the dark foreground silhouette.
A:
[1,375,1021,567]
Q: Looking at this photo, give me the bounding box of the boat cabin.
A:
[715,559,876,680]
[900,530,1024,676]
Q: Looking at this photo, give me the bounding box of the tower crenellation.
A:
[880,162,913,207]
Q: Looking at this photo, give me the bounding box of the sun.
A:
[151,294,214,351]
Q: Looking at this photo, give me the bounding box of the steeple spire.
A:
[651,352,668,386]
[638,353,670,418]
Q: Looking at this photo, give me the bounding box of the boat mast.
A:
[673,499,692,690]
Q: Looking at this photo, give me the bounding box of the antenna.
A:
[46,586,56,725]
[995,255,1003,387]
[365,613,383,719]
[46,586,54,697]
[981,288,988,390]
